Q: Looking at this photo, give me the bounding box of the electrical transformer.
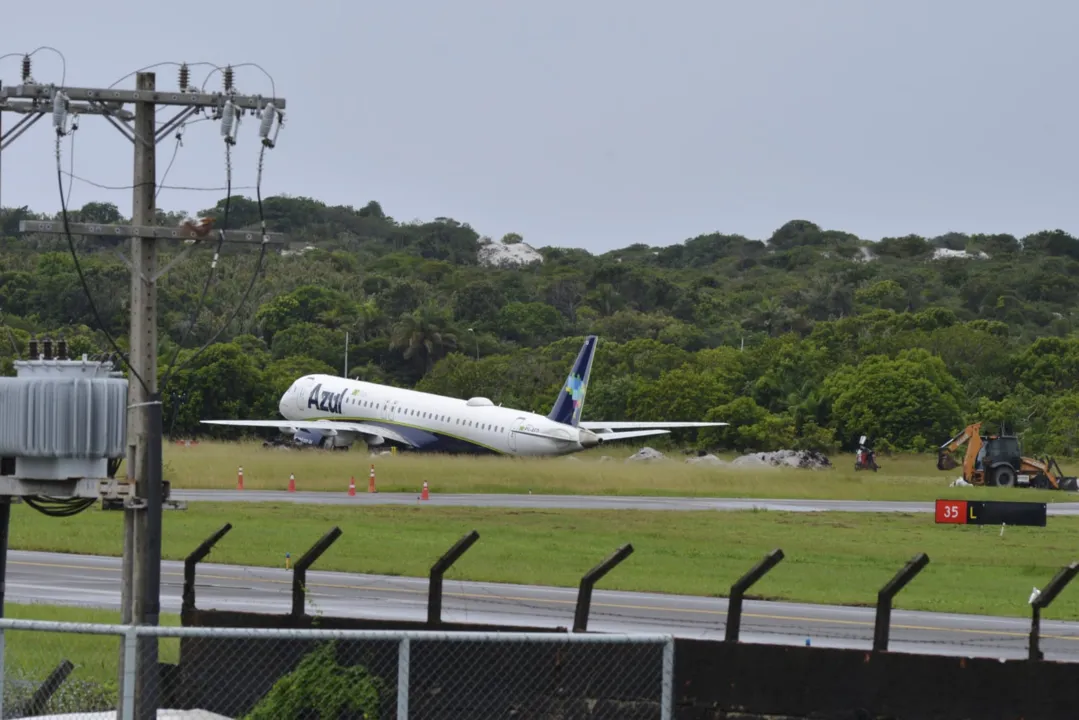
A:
[0,339,127,482]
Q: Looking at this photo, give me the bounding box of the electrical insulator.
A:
[21,54,31,82]
[221,99,238,144]
[258,103,275,138]
[52,91,68,133]
[259,103,280,147]
[223,65,234,93]
[179,63,190,93]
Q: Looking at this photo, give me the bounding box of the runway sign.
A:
[935,499,1047,527]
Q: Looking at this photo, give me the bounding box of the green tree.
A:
[821,349,966,450]
[390,303,458,375]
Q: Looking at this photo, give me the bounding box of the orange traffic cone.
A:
[348,476,356,496]
[237,466,244,491]
[368,465,377,493]
[421,481,429,501]
[288,473,296,493]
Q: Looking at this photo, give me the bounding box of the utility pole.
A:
[1,61,287,720]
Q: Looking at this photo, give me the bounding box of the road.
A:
[7,550,1078,662]
[170,489,1079,514]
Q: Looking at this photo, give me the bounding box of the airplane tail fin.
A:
[547,335,597,427]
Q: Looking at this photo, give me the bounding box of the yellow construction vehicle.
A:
[937,422,1079,491]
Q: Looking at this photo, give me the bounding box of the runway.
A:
[7,550,1077,663]
[170,488,1079,514]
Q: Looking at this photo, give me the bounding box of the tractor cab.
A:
[982,434,1022,472]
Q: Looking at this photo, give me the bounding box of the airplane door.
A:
[508,417,525,452]
[292,382,309,413]
[381,399,398,422]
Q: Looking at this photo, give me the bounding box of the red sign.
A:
[935,499,968,524]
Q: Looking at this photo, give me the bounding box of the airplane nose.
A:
[578,428,600,448]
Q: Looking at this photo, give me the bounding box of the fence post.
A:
[428,530,480,626]
[397,636,410,720]
[21,659,75,716]
[725,549,784,643]
[122,626,137,720]
[1029,561,1079,661]
[291,527,343,618]
[182,523,233,613]
[873,553,929,652]
[573,544,634,632]
[661,637,674,720]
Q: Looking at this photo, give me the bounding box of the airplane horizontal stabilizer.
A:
[200,419,417,447]
[579,421,728,430]
[512,427,582,443]
[593,429,672,441]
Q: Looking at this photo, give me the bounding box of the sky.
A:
[2,0,1078,254]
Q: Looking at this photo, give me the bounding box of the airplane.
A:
[201,335,727,457]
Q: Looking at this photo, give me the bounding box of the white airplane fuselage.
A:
[279,373,601,456]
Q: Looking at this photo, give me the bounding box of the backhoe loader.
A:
[936,422,1079,491]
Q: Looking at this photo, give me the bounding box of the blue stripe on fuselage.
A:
[308,417,503,455]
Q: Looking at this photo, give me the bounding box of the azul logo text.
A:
[307,384,343,414]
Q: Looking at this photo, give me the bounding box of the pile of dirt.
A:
[686,453,727,466]
[730,449,832,470]
[625,447,667,462]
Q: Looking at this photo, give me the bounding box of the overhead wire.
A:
[161,65,282,442]
[62,173,256,193]
[163,72,282,381]
[29,99,123,518]
[53,101,149,394]
[26,46,66,87]
[159,61,243,389]
[159,135,232,388]
[108,61,222,91]
[21,57,280,449]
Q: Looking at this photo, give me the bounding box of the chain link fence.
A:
[0,619,674,719]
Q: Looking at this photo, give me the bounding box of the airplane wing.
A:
[579,421,728,430]
[200,419,418,447]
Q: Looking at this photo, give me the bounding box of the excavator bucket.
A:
[937,450,959,471]
[1059,477,1079,492]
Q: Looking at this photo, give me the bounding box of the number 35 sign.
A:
[935,499,967,524]
[934,499,1047,527]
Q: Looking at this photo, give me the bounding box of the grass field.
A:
[10,501,1079,621]
[0,604,181,710]
[163,440,1079,502]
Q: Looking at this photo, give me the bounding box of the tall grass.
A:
[163,440,1079,501]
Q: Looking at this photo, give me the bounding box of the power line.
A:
[161,62,282,386]
[62,172,256,193]
[55,126,150,393]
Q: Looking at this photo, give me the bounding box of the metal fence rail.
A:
[0,618,674,719]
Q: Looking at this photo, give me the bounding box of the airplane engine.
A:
[578,428,601,448]
[292,429,323,447]
[291,429,357,450]
[322,429,357,450]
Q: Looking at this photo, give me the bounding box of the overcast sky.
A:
[2,0,1077,254]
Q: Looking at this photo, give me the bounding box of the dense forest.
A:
[3,196,1079,456]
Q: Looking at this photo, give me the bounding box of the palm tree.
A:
[390,303,458,374]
